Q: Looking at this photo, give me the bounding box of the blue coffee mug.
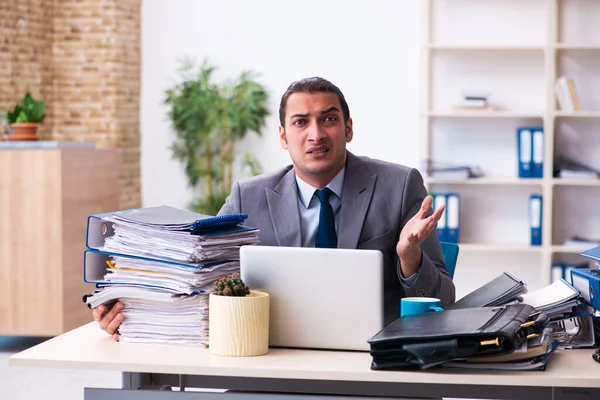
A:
[400,297,444,317]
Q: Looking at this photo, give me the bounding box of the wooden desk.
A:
[9,322,600,400]
[0,142,119,336]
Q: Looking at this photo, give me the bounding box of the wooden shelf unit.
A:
[420,0,600,298]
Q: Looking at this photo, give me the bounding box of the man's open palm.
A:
[396,195,445,256]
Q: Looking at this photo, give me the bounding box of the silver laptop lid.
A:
[240,245,384,351]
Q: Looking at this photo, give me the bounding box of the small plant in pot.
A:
[1,93,46,141]
[209,273,270,356]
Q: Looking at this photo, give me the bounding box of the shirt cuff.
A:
[400,271,419,286]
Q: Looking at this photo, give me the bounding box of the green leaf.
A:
[29,100,45,122]
[3,93,45,123]
[15,110,28,123]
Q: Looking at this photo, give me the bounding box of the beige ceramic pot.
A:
[208,290,270,356]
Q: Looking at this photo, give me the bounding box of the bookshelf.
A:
[420,0,600,299]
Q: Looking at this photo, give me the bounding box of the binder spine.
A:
[433,193,447,242]
[86,215,115,250]
[532,128,544,178]
[446,193,460,244]
[529,194,542,246]
[517,128,533,178]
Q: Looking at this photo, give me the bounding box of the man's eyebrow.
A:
[320,107,340,115]
[289,107,341,120]
[289,112,309,120]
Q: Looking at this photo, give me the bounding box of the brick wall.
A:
[0,1,53,135]
[0,0,141,210]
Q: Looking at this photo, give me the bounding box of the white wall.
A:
[141,0,421,209]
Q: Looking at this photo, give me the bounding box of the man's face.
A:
[279,92,353,188]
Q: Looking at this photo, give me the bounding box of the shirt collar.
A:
[295,167,345,209]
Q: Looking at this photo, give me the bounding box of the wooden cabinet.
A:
[0,143,119,336]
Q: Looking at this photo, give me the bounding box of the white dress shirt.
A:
[295,168,345,247]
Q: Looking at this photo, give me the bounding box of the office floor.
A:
[0,336,121,400]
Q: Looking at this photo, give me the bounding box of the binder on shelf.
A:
[529,194,542,246]
[532,128,544,178]
[445,193,460,244]
[517,128,532,178]
[433,193,447,242]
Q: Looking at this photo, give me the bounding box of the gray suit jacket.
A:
[219,151,456,325]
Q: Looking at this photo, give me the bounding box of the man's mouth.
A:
[308,148,329,155]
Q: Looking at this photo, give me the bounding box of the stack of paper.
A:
[82,205,260,346]
[519,279,581,319]
[119,295,210,345]
[102,208,260,263]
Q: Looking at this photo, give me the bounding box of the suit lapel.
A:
[338,152,377,249]
[266,169,302,247]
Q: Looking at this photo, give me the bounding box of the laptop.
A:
[240,245,384,351]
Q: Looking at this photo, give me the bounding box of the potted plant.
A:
[1,93,46,141]
[209,273,270,356]
[165,59,269,215]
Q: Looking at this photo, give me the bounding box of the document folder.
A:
[529,194,542,246]
[86,205,253,250]
[448,272,526,309]
[433,193,447,242]
[570,267,600,311]
[517,128,532,178]
[532,128,544,178]
[83,249,237,292]
[445,193,460,244]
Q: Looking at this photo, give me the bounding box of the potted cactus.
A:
[208,273,270,356]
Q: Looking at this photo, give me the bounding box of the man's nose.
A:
[307,121,325,141]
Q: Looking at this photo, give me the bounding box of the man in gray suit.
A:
[94,77,455,337]
[218,77,455,326]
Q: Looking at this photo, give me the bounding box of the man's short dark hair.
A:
[278,77,350,126]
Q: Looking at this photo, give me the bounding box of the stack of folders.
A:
[430,192,460,244]
[82,205,260,346]
[444,274,585,370]
[519,278,598,351]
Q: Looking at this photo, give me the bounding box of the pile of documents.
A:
[82,205,260,346]
[450,270,600,370]
[367,264,600,372]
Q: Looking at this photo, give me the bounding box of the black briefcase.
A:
[367,303,547,370]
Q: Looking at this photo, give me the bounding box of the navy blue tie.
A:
[315,188,337,248]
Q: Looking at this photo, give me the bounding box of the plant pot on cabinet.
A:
[6,123,40,141]
[209,291,270,356]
